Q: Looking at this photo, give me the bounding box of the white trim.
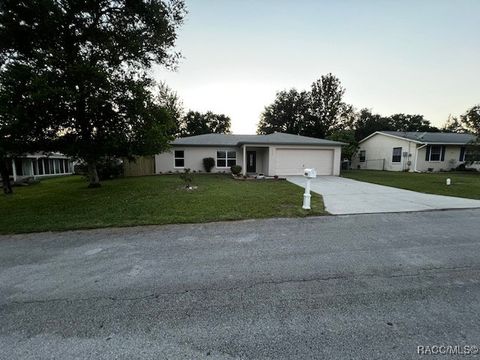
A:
[359,132,474,146]
[359,150,366,163]
[173,149,185,169]
[27,173,72,178]
[12,159,17,182]
[359,131,423,145]
[215,149,236,169]
[427,145,443,162]
[242,145,246,175]
[391,147,403,164]
[414,144,427,172]
[459,147,467,162]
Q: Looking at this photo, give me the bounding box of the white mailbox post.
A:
[303,168,317,210]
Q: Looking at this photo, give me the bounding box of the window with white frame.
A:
[216,150,236,168]
[429,145,442,161]
[359,150,366,163]
[392,147,402,163]
[174,150,184,168]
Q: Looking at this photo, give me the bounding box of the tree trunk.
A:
[0,158,13,195]
[87,161,101,188]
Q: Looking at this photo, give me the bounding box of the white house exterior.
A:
[155,132,345,176]
[352,131,477,172]
[8,153,74,182]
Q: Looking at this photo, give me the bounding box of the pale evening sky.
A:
[154,0,480,134]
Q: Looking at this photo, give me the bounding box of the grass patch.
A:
[342,170,480,199]
[0,174,326,234]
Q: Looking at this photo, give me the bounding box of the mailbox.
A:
[304,168,317,178]
[302,168,316,210]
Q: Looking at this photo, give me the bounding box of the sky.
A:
[154,0,480,134]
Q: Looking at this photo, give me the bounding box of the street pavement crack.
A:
[3,265,479,308]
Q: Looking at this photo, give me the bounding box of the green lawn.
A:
[342,170,480,200]
[0,174,325,234]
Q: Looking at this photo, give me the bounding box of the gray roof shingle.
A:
[172,132,345,146]
[379,131,477,145]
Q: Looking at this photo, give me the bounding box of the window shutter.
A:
[441,146,446,161]
[459,147,465,161]
[425,145,430,161]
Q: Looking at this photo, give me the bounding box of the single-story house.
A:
[155,132,345,176]
[352,131,478,172]
[7,153,74,182]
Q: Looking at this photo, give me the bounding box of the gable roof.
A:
[172,132,345,147]
[360,131,477,145]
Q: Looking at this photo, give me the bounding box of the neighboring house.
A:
[352,131,477,172]
[155,132,345,176]
[8,153,74,182]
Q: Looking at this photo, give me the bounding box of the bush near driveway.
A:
[342,170,480,200]
[0,174,326,234]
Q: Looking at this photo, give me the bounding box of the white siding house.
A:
[155,133,344,176]
[352,131,477,172]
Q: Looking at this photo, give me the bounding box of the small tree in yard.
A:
[0,0,186,188]
[179,168,193,188]
[203,157,215,173]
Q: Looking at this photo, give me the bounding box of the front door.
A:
[246,151,256,173]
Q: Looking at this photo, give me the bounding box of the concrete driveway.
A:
[287,176,480,214]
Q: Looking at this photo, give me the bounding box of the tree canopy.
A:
[388,113,438,133]
[0,0,186,187]
[258,73,349,138]
[257,74,441,149]
[179,111,231,137]
[156,81,184,136]
[257,89,310,135]
[460,105,480,136]
[307,74,348,138]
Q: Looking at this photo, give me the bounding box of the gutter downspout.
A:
[242,145,246,176]
[414,144,427,173]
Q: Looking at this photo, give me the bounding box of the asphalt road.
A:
[1,209,480,359]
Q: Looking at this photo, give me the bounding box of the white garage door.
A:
[275,148,334,175]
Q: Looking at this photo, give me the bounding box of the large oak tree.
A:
[0,0,185,187]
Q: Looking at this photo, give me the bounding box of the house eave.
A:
[172,142,346,147]
[237,141,346,146]
[359,131,424,144]
[422,142,476,146]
